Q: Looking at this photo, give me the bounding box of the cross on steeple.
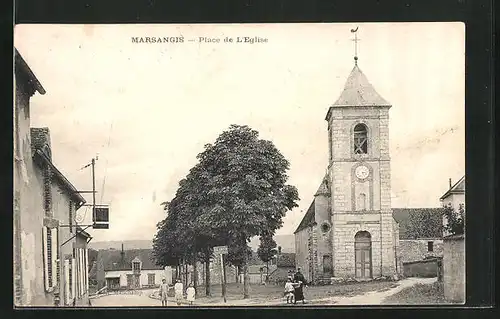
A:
[350,27,360,65]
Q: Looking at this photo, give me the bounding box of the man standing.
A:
[159,278,170,307]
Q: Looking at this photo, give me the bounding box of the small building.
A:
[96,245,171,290]
[392,208,444,264]
[268,252,296,284]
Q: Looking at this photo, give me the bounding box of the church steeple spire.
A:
[350,27,360,66]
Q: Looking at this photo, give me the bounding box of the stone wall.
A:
[403,258,440,278]
[294,227,311,282]
[443,235,465,303]
[399,239,443,263]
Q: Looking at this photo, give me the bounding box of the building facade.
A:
[14,50,91,306]
[295,57,399,283]
[14,48,47,306]
[96,246,172,290]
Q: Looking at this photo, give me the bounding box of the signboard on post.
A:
[213,245,228,255]
[213,246,228,303]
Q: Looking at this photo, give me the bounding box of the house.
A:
[14,48,47,306]
[31,127,92,306]
[14,49,91,307]
[96,245,172,290]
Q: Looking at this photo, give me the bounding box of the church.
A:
[294,30,402,283]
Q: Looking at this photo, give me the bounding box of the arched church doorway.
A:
[354,231,372,279]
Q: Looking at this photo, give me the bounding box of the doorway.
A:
[354,231,372,279]
[323,255,333,277]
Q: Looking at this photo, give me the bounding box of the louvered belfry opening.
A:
[353,123,368,154]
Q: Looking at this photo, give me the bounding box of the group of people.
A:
[159,279,196,306]
[284,268,307,304]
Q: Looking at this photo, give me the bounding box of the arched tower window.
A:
[353,123,368,154]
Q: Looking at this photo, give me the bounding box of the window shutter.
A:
[71,258,76,301]
[64,259,70,305]
[51,227,59,289]
[42,226,53,292]
[84,249,89,294]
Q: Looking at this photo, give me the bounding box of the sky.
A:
[14,23,465,242]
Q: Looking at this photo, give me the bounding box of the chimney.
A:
[120,243,125,264]
[449,178,452,189]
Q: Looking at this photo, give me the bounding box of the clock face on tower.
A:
[355,165,370,179]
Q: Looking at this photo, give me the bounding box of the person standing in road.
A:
[174,279,184,306]
[186,283,196,306]
[159,278,170,307]
[293,268,307,304]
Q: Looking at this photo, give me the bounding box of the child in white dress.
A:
[284,277,295,304]
[186,283,196,305]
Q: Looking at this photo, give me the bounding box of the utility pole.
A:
[91,157,96,225]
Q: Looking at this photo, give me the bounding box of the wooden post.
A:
[221,253,226,303]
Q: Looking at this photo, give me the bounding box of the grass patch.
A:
[382,281,455,305]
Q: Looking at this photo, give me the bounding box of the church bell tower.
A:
[325,27,396,279]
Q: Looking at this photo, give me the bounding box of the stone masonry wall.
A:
[443,235,465,303]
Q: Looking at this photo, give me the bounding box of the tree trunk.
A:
[204,254,211,296]
[266,261,269,283]
[184,262,188,289]
[243,240,250,299]
[193,256,198,295]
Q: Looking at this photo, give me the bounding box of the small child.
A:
[174,279,184,306]
[159,279,170,307]
[284,277,295,304]
[186,283,196,306]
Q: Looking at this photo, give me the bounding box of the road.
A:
[90,289,189,307]
[90,277,437,307]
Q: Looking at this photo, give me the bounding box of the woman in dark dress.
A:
[293,268,307,304]
[292,280,305,304]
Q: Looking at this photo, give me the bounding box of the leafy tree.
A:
[153,124,299,299]
[406,210,443,239]
[257,234,277,281]
[193,125,299,298]
[443,203,465,236]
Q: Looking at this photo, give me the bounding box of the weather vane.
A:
[350,26,360,65]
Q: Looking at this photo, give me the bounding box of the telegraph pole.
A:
[91,157,96,225]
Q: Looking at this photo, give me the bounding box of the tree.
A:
[193,125,299,298]
[257,234,277,282]
[406,210,443,239]
[443,203,465,236]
